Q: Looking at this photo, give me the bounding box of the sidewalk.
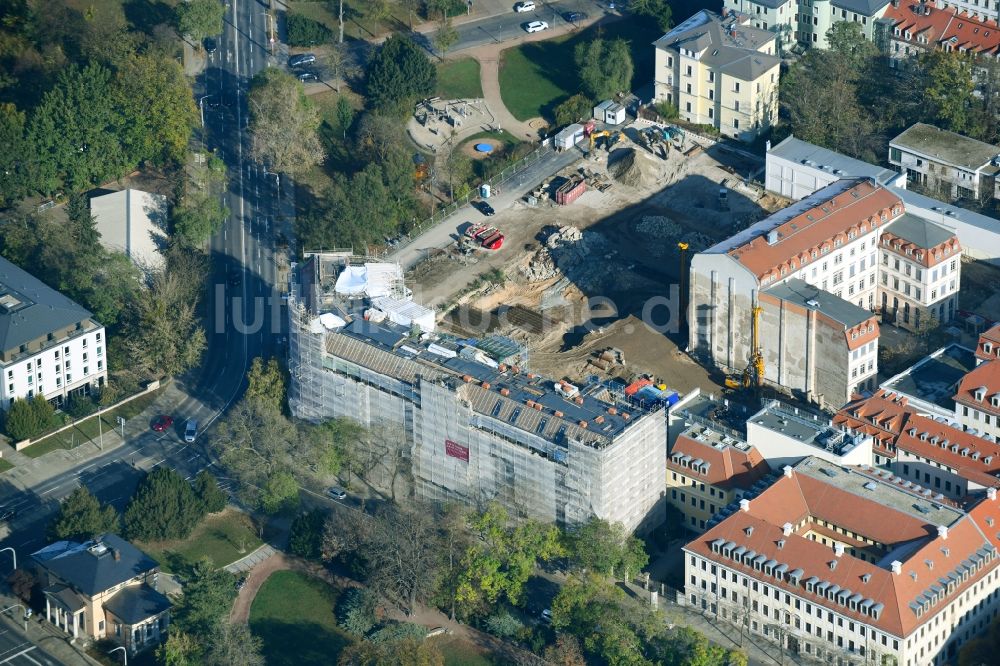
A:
[0,589,100,666]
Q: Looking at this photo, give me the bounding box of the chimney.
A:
[989,487,998,501]
[891,560,902,575]
[937,525,949,540]
[113,549,121,562]
[834,543,845,557]
[783,465,793,478]
[782,522,793,536]
[739,498,751,512]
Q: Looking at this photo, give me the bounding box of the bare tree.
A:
[360,504,442,615]
[248,69,324,175]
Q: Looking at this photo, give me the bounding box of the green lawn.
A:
[0,459,13,474]
[138,509,262,573]
[457,129,523,152]
[436,58,483,100]
[250,570,351,666]
[22,389,163,459]
[498,19,663,122]
[437,635,497,666]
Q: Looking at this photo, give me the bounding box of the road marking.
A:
[0,647,33,663]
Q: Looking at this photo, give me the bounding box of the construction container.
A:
[555,178,587,205]
[554,123,584,150]
[624,378,652,396]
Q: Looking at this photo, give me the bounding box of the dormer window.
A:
[975,388,987,401]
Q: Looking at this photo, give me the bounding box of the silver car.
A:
[184,420,198,443]
[328,487,347,500]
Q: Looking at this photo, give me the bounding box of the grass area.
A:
[436,58,483,100]
[139,509,262,573]
[498,18,663,122]
[249,570,351,666]
[456,129,522,152]
[0,459,13,474]
[437,635,497,666]
[22,388,163,459]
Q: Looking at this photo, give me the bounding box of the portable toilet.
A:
[480,183,491,199]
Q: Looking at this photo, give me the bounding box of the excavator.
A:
[589,130,622,154]
[725,304,764,391]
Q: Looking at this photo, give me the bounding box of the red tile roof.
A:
[884,2,1000,56]
[669,433,771,490]
[895,414,1000,488]
[953,359,1000,417]
[976,324,1000,363]
[686,470,1000,637]
[834,389,916,456]
[727,181,903,282]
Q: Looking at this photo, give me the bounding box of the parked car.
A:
[541,609,552,624]
[475,200,495,216]
[327,487,347,500]
[151,415,174,432]
[296,71,319,82]
[184,420,198,443]
[514,1,536,11]
[0,507,17,523]
[235,576,248,591]
[524,20,549,33]
[228,271,242,287]
[563,11,587,21]
[288,53,316,67]
[426,627,449,637]
[203,37,217,54]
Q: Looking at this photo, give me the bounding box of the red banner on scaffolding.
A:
[445,439,469,462]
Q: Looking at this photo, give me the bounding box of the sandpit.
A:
[462,137,504,159]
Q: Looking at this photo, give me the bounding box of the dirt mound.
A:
[609,148,642,187]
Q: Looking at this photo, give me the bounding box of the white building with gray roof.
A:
[889,123,1000,203]
[0,257,106,411]
[766,135,905,200]
[723,0,892,50]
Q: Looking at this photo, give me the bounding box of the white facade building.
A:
[953,360,1000,440]
[0,258,106,410]
[746,400,874,469]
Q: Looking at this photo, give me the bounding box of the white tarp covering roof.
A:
[334,263,403,298]
[319,313,347,329]
[371,296,436,333]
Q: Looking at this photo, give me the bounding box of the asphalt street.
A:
[0,617,64,666]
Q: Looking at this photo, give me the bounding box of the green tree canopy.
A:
[173,558,238,638]
[194,470,227,514]
[289,509,326,560]
[920,50,977,135]
[0,103,31,204]
[48,486,120,541]
[177,0,225,42]
[123,466,206,541]
[575,38,634,101]
[245,357,286,412]
[555,94,593,127]
[567,518,648,578]
[287,14,333,47]
[365,35,435,115]
[4,396,57,441]
[630,0,673,31]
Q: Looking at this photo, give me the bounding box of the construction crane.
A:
[678,242,689,328]
[725,304,764,390]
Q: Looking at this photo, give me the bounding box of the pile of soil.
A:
[609,148,642,187]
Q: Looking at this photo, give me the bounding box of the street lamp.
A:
[199,95,213,128]
[108,645,127,665]
[0,603,29,632]
[0,547,16,572]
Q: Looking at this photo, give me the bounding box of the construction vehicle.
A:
[725,304,764,390]
[589,130,622,154]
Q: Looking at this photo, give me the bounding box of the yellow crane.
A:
[725,304,765,390]
[678,242,689,328]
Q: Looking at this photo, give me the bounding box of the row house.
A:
[723,0,893,50]
[975,323,1000,364]
[953,360,1000,439]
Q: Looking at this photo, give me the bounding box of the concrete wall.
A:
[688,253,759,373]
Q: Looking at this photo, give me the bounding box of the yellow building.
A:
[654,10,781,142]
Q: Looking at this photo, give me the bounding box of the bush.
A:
[368,621,427,644]
[485,609,524,639]
[5,396,58,441]
[287,14,332,46]
[64,395,99,419]
[193,470,227,514]
[289,509,326,560]
[654,100,679,120]
[337,588,380,636]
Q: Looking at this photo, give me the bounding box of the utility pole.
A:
[98,413,103,451]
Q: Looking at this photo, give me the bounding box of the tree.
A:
[434,17,459,56]
[245,357,286,412]
[826,21,877,68]
[543,634,586,666]
[338,638,444,666]
[484,609,524,638]
[443,149,473,199]
[920,50,977,135]
[172,558,238,637]
[336,96,355,139]
[173,190,229,247]
[123,466,206,541]
[49,487,120,541]
[337,588,380,636]
[366,35,435,115]
[0,103,31,203]
[194,470,227,514]
[575,39,634,101]
[203,621,265,666]
[177,0,224,42]
[287,14,333,47]
[248,69,323,175]
[630,0,672,31]
[261,470,299,514]
[156,630,200,666]
[289,509,326,560]
[4,396,56,441]
[554,94,593,127]
[567,518,648,579]
[7,569,38,606]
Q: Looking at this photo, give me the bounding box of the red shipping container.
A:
[624,378,653,396]
[556,180,587,205]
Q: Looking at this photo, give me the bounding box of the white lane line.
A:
[0,647,33,663]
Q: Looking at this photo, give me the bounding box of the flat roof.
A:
[882,344,978,411]
[890,123,1000,173]
[768,136,901,186]
[764,278,873,329]
[751,402,862,456]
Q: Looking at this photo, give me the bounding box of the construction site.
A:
[408,121,790,397]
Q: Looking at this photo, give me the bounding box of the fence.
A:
[15,380,161,452]
[390,141,556,260]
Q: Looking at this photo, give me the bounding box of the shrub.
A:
[485,609,524,639]
[5,396,57,441]
[288,509,325,560]
[337,588,380,636]
[287,14,332,47]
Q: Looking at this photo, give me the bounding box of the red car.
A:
[151,415,174,432]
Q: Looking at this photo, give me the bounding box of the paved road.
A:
[0,619,66,666]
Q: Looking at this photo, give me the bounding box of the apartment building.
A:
[723,0,892,49]
[747,399,875,468]
[975,324,1000,364]
[878,0,1000,67]
[939,0,1000,23]
[683,457,1000,666]
[953,360,1000,439]
[288,254,667,534]
[878,213,962,330]
[653,10,781,142]
[889,123,1000,203]
[0,257,107,410]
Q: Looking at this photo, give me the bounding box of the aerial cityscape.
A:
[0,0,999,664]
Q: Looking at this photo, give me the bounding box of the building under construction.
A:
[288,252,667,533]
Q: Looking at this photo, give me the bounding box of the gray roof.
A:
[768,136,901,185]
[103,585,172,624]
[32,534,158,597]
[764,278,873,328]
[890,123,1000,172]
[0,255,94,354]
[737,0,792,9]
[654,11,780,82]
[831,0,892,15]
[886,213,956,249]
